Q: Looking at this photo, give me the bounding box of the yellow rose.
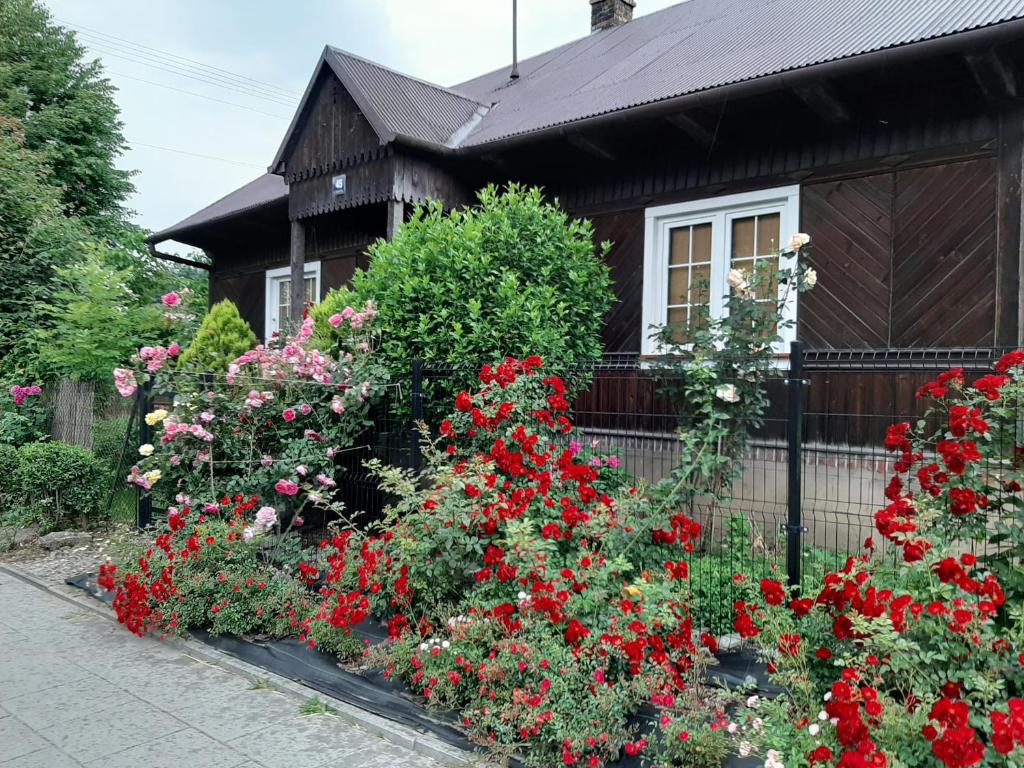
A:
[145,409,168,426]
[143,469,161,485]
[622,584,642,599]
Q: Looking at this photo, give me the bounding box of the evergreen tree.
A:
[178,301,258,373]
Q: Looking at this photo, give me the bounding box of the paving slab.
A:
[0,568,452,768]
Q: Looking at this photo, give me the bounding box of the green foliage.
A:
[0,443,18,507]
[32,248,163,383]
[335,184,614,370]
[0,385,48,446]
[177,300,258,373]
[0,118,85,372]
[6,441,105,530]
[0,0,133,225]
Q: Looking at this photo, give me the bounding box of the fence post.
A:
[784,340,806,589]
[410,359,424,473]
[136,380,153,529]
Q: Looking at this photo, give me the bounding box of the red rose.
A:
[760,578,786,606]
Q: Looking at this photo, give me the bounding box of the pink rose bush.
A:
[116,298,386,520]
[9,384,42,405]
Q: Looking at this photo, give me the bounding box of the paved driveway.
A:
[0,570,443,768]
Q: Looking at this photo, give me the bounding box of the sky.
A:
[41,0,681,254]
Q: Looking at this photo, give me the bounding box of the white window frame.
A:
[641,185,801,356]
[264,260,321,340]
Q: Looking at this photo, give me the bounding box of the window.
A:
[641,186,800,355]
[265,261,321,340]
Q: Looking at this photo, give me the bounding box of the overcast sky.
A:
[41,0,680,253]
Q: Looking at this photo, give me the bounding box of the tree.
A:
[0,0,133,226]
[315,184,615,370]
[0,117,84,376]
[178,300,258,373]
[32,247,162,383]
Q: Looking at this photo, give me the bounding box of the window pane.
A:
[304,276,317,303]
[754,257,780,301]
[667,266,689,306]
[731,217,755,259]
[667,306,689,343]
[690,263,711,297]
[669,227,690,266]
[757,213,780,255]
[691,223,712,262]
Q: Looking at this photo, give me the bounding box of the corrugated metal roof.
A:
[151,0,1024,243]
[453,0,1024,146]
[146,173,286,243]
[328,47,488,146]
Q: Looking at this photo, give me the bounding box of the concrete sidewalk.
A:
[0,570,444,768]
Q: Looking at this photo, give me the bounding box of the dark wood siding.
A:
[589,210,645,353]
[891,160,997,347]
[800,175,894,348]
[799,157,998,348]
[284,70,384,183]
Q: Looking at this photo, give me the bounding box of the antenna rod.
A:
[510,0,520,79]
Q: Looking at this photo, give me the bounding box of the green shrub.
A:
[10,442,105,530]
[320,184,614,370]
[0,443,18,507]
[177,299,258,373]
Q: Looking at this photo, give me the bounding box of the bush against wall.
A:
[177,299,258,373]
[315,184,615,370]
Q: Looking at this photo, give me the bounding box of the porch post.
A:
[386,200,404,240]
[289,218,305,332]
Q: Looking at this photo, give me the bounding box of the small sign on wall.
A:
[331,173,347,196]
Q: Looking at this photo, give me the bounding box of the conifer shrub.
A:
[177,300,258,373]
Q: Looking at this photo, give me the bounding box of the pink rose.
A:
[606,455,620,469]
[161,291,181,307]
[274,479,299,496]
[328,313,342,328]
[282,408,296,422]
[168,342,181,357]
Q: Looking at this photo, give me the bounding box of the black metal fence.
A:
[116,345,1016,634]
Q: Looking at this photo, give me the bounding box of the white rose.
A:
[716,384,741,404]
[746,695,760,708]
[138,443,154,457]
[804,267,818,287]
[818,710,829,721]
[441,640,450,649]
[727,268,747,288]
[788,232,811,251]
[808,723,820,736]
[739,742,752,757]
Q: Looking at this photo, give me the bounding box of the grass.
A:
[249,677,270,690]
[299,696,337,716]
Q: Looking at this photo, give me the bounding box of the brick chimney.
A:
[590,0,636,32]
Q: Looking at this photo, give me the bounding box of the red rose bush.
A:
[724,351,1024,768]
[293,357,720,766]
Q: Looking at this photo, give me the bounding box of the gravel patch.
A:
[0,527,142,592]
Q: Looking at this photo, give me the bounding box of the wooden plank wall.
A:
[800,157,999,349]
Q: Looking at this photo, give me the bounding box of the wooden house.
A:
[146,0,1024,425]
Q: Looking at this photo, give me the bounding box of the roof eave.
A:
[145,195,287,246]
